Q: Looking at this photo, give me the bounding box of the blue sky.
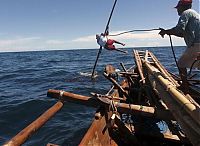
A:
[0,0,199,52]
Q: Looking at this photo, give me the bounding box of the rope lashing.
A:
[59,90,65,101]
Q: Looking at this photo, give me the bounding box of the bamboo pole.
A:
[120,62,134,85]
[47,89,173,120]
[133,50,145,84]
[91,0,118,78]
[3,101,63,146]
[91,92,125,101]
[115,48,128,54]
[143,61,200,146]
[144,61,200,125]
[148,74,200,146]
[103,72,129,99]
[148,52,179,86]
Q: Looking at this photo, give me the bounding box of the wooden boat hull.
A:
[79,109,117,146]
[4,50,200,146]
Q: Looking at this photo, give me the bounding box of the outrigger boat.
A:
[4,50,200,146]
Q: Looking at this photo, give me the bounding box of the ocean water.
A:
[0,47,198,146]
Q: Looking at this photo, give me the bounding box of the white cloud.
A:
[0,37,40,46]
[72,35,95,42]
[0,37,41,52]
[45,40,66,45]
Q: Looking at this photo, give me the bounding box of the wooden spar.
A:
[47,89,98,107]
[91,0,118,78]
[103,72,129,99]
[143,60,200,146]
[91,46,102,78]
[149,74,200,146]
[119,71,138,76]
[144,61,200,124]
[104,64,129,99]
[114,48,128,54]
[120,62,127,71]
[47,89,173,120]
[144,50,148,61]
[106,85,115,95]
[148,52,179,87]
[3,101,63,146]
[91,92,125,101]
[120,62,134,85]
[114,101,173,120]
[133,50,145,84]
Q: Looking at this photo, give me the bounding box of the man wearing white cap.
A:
[159,0,200,93]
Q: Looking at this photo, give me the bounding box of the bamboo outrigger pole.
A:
[3,101,63,146]
[91,0,118,78]
[143,60,200,146]
[47,89,173,120]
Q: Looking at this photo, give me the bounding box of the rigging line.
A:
[109,28,161,36]
[91,0,118,79]
[188,60,198,76]
[169,35,181,75]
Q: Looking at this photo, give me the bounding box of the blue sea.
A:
[0,47,199,146]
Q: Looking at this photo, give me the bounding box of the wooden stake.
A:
[3,101,63,146]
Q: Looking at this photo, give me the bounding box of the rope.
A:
[91,0,118,78]
[109,28,161,36]
[59,90,65,101]
[169,35,181,74]
[188,59,198,76]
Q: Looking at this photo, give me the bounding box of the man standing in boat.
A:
[96,33,127,53]
[159,0,200,92]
